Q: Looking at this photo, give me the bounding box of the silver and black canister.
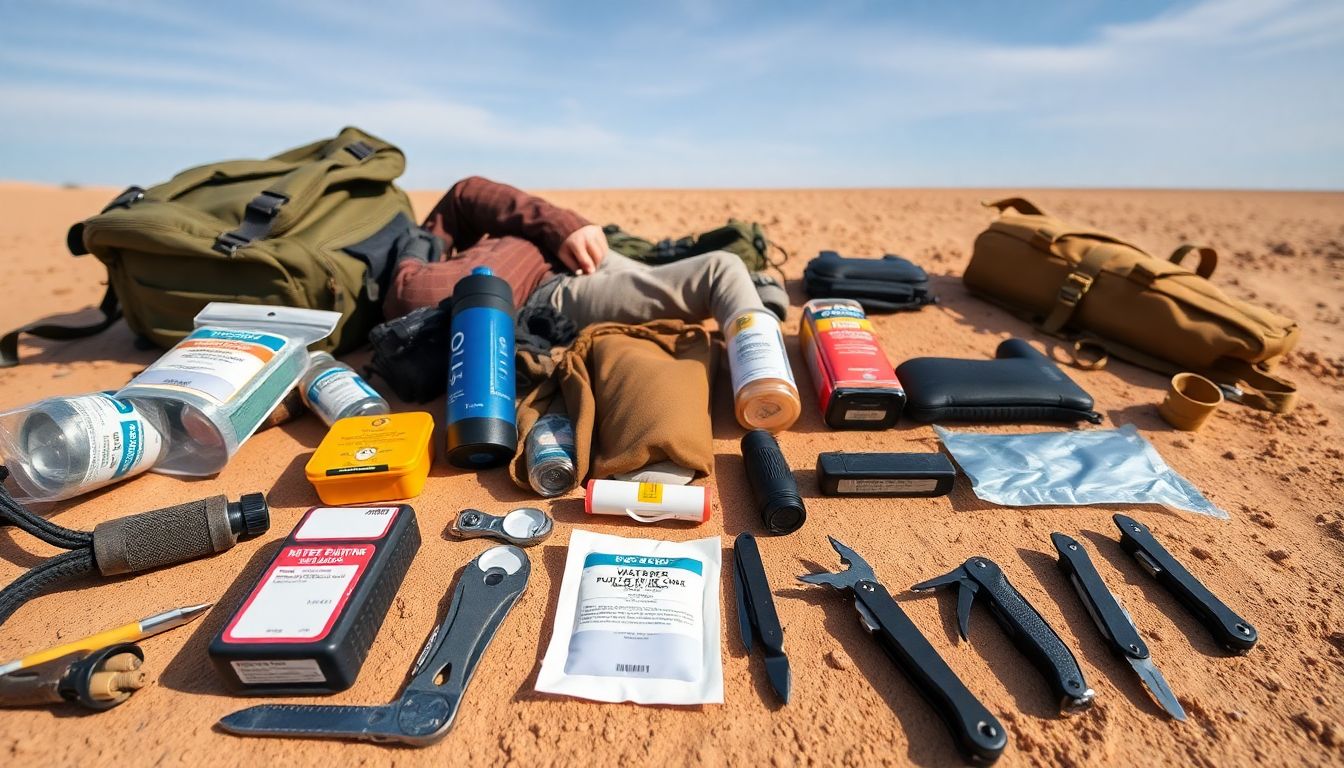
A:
[741,429,806,535]
[446,267,518,468]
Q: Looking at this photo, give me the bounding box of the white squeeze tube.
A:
[116,303,341,477]
[535,529,723,705]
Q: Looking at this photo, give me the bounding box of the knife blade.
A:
[734,532,790,704]
[1127,656,1186,721]
[1052,532,1184,720]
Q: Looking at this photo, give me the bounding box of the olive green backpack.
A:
[1,127,420,366]
[602,219,785,273]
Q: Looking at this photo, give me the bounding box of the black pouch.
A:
[803,250,937,312]
[895,339,1101,423]
[365,301,452,403]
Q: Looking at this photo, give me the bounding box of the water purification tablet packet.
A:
[537,529,722,705]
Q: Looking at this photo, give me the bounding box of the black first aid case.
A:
[209,504,421,694]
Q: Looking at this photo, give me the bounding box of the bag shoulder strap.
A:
[983,197,1046,216]
[0,285,120,368]
[1039,242,1131,334]
[1169,244,1218,278]
[1069,334,1297,413]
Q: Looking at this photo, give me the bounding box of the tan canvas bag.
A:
[963,197,1300,413]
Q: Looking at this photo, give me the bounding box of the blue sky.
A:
[2,0,1341,189]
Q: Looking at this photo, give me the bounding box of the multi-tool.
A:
[449,507,554,547]
[1051,532,1185,720]
[912,557,1095,714]
[800,537,1007,765]
[219,545,530,746]
[1113,514,1258,654]
[733,532,790,704]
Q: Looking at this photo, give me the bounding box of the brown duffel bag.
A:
[963,197,1300,413]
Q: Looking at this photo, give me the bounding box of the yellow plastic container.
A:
[305,412,434,505]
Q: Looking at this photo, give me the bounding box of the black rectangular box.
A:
[208,504,420,694]
[816,452,956,497]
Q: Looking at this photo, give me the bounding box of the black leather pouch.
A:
[803,250,937,312]
[896,339,1101,423]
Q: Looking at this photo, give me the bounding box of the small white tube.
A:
[584,479,711,524]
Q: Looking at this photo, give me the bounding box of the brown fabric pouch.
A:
[510,320,718,490]
[963,197,1301,413]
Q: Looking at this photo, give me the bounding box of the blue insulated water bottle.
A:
[446,267,517,468]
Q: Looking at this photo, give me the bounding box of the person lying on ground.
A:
[383,176,768,330]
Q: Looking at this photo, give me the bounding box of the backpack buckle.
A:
[246,191,289,218]
[1056,271,1093,306]
[213,191,289,255]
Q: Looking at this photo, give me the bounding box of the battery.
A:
[816,452,956,497]
[208,504,421,694]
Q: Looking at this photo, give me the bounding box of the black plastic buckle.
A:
[102,186,145,212]
[247,190,289,217]
[213,191,289,255]
[344,141,374,160]
[213,231,251,255]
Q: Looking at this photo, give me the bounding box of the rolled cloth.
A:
[511,320,718,490]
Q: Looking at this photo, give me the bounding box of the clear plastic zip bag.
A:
[935,424,1227,519]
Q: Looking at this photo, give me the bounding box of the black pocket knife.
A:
[1052,532,1185,720]
[1114,514,1258,654]
[218,545,530,746]
[912,557,1095,714]
[734,532,790,704]
[801,537,1006,764]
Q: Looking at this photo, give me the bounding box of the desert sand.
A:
[0,183,1341,767]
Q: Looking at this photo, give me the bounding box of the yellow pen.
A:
[0,603,211,676]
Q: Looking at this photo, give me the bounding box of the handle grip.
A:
[92,493,268,576]
[961,558,1093,711]
[1114,515,1257,653]
[854,579,1006,764]
[1052,533,1146,659]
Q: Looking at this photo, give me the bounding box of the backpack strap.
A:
[1039,242,1129,334]
[1207,358,1297,414]
[213,190,289,255]
[0,186,144,367]
[1064,334,1297,413]
[0,285,121,368]
[983,197,1046,216]
[1168,244,1218,278]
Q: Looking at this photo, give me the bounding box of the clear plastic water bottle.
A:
[299,351,390,426]
[525,413,577,496]
[0,392,166,502]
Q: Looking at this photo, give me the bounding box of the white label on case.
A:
[230,659,327,684]
[294,506,398,541]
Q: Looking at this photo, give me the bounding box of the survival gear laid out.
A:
[803,250,938,313]
[2,127,423,366]
[963,197,1300,413]
[602,219,785,273]
[801,537,1007,764]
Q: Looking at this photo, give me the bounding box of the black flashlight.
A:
[741,430,806,535]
